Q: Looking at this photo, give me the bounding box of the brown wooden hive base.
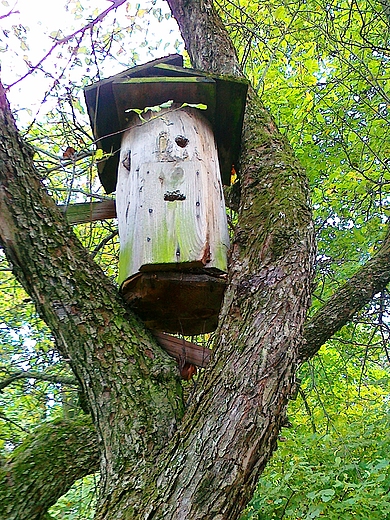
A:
[120,270,227,335]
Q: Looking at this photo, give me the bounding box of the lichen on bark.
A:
[0,416,98,520]
[5,0,389,517]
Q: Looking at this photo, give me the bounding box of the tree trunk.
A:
[0,82,184,501]
[0,0,316,518]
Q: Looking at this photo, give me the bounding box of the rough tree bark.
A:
[0,79,184,512]
[0,416,98,520]
[0,0,388,518]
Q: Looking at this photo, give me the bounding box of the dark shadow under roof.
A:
[84,54,248,193]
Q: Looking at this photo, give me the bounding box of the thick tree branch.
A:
[0,370,78,392]
[0,416,99,520]
[0,81,183,495]
[167,0,241,76]
[300,223,390,362]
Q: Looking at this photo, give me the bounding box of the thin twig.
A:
[0,412,29,432]
[6,0,127,90]
[91,230,119,258]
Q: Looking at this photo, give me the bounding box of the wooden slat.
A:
[60,200,117,225]
[121,271,226,335]
[152,331,211,368]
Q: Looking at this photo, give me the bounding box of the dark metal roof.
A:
[84,54,248,193]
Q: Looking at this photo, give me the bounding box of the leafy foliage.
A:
[0,0,390,517]
[244,417,390,519]
[49,474,99,520]
[217,0,390,303]
[243,325,390,519]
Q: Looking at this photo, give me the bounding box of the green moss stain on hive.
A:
[118,239,133,285]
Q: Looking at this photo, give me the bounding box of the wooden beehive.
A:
[84,55,248,334]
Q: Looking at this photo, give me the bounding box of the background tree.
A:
[0,0,389,519]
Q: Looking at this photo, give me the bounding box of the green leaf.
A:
[159,100,174,109]
[320,489,335,502]
[274,6,287,20]
[144,105,162,113]
[180,102,207,110]
[124,108,143,114]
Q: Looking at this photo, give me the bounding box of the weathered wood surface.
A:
[152,331,211,368]
[83,54,248,192]
[60,199,116,224]
[121,270,226,334]
[116,107,230,285]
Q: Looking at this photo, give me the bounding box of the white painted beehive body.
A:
[116,107,230,286]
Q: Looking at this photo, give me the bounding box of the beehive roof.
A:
[84,54,248,193]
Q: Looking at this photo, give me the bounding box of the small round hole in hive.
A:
[175,135,189,148]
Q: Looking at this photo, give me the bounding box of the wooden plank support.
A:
[59,200,117,225]
[152,331,211,368]
[121,271,226,335]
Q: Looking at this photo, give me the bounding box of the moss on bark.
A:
[0,416,98,520]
